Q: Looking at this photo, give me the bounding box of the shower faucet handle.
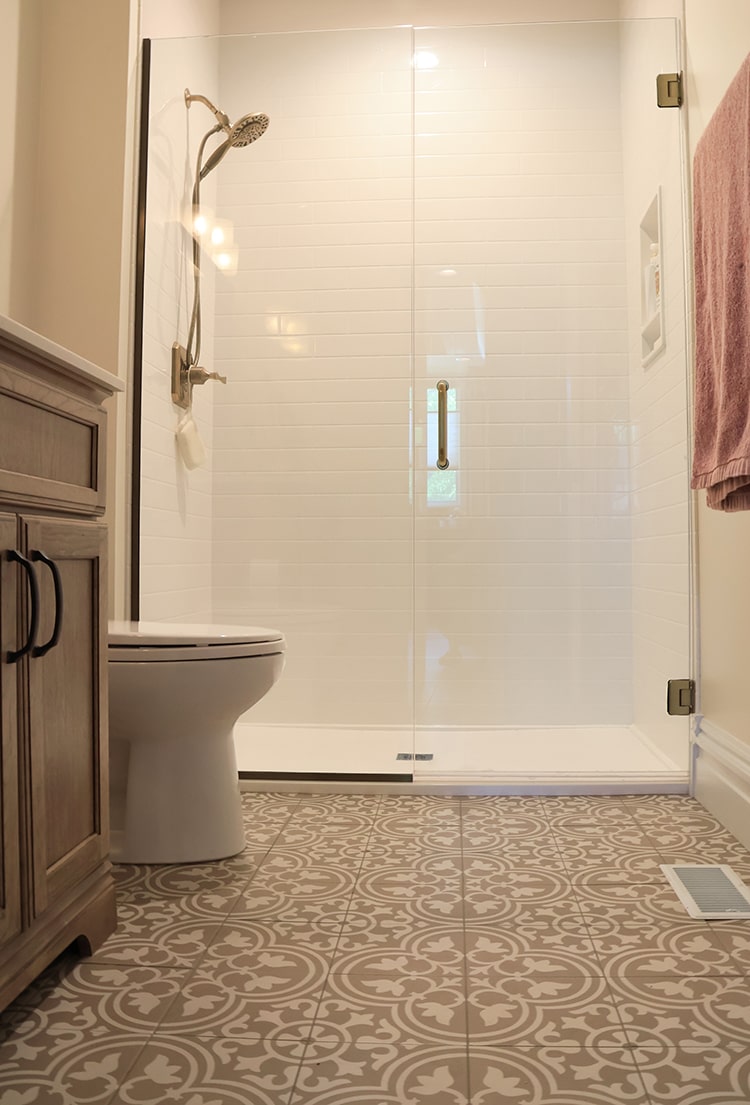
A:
[188,365,227,386]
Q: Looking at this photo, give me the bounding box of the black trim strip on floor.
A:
[239,772,413,783]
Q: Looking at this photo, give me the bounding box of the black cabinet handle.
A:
[31,550,64,657]
[6,550,39,663]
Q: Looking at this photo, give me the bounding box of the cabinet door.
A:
[23,517,108,917]
[0,514,22,945]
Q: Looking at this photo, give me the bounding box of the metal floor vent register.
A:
[661,864,750,919]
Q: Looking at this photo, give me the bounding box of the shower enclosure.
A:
[137,19,692,789]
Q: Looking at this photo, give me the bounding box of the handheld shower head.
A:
[199,112,270,179]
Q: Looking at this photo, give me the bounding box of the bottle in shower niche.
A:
[644,243,661,318]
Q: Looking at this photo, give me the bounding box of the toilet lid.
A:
[108,620,284,647]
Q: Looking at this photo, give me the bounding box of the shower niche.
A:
[640,189,665,367]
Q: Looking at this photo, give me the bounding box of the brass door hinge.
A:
[667,678,695,716]
[657,72,683,108]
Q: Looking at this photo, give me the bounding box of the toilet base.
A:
[111,729,246,864]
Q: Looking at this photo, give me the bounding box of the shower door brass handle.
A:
[436,380,450,470]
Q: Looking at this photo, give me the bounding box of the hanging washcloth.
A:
[176,410,207,470]
[692,51,750,511]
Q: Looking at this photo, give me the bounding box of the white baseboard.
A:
[692,718,750,850]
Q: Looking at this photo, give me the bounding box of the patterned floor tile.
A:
[464,860,575,900]
[568,861,667,889]
[633,1042,750,1104]
[464,872,579,926]
[2,963,186,1044]
[0,1032,150,1105]
[590,922,742,976]
[291,1042,470,1104]
[331,924,465,981]
[543,797,637,823]
[88,898,224,967]
[576,884,698,928]
[609,973,750,1048]
[462,809,552,838]
[292,803,378,834]
[462,836,566,867]
[261,838,367,869]
[466,897,590,928]
[340,901,463,941]
[466,973,625,1048]
[117,1034,304,1104]
[113,860,257,900]
[465,924,602,979]
[228,857,357,925]
[200,918,340,993]
[351,855,464,923]
[7,793,750,1103]
[155,964,323,1042]
[378,795,461,813]
[462,795,547,817]
[373,808,461,830]
[468,1045,649,1104]
[710,921,750,972]
[311,970,467,1046]
[656,848,750,881]
[363,839,463,867]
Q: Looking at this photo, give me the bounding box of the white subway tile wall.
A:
[413,23,633,729]
[140,38,221,623]
[211,29,415,729]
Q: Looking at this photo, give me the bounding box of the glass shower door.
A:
[412,20,692,783]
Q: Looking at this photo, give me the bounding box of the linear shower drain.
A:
[661,864,750,919]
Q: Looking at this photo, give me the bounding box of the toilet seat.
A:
[108,620,286,662]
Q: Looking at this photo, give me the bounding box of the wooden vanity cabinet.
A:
[0,326,118,1012]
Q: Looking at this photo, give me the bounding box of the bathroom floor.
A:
[2,793,750,1104]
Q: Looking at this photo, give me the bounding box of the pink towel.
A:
[692,52,750,511]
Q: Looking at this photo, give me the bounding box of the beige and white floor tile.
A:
[199,918,340,992]
[462,837,566,868]
[89,899,224,968]
[312,970,467,1047]
[468,1045,649,1104]
[633,1042,750,1104]
[0,1032,150,1105]
[330,924,465,980]
[352,857,464,924]
[2,962,186,1043]
[117,1033,305,1104]
[591,922,742,977]
[228,862,357,926]
[576,884,699,929]
[466,973,625,1048]
[465,924,602,979]
[609,973,750,1049]
[291,1041,470,1104]
[339,901,463,943]
[710,921,750,972]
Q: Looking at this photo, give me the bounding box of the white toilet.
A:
[108,621,286,864]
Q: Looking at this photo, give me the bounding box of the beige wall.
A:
[3,0,136,617]
[685,2,750,743]
[28,1,131,374]
[0,0,41,323]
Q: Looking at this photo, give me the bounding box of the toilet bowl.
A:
[108,621,286,864]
